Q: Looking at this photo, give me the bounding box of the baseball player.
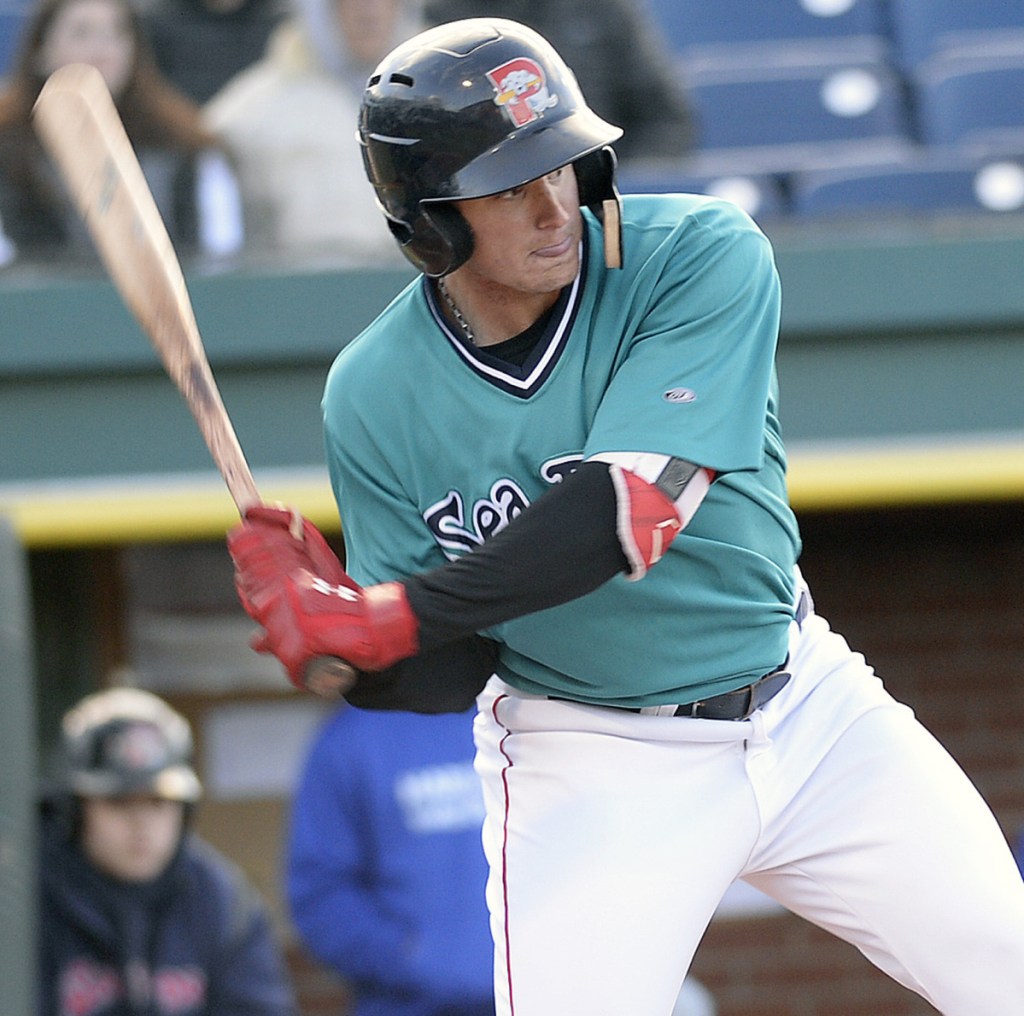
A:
[227,18,1024,1015]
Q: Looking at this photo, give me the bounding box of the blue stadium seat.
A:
[913,49,1024,153]
[790,153,1024,217]
[887,0,1024,69]
[645,0,890,71]
[617,164,788,222]
[683,58,913,172]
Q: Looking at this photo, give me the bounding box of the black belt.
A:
[552,665,791,721]
[637,666,791,719]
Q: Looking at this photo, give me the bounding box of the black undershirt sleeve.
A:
[347,461,627,712]
[404,459,627,651]
[343,635,501,713]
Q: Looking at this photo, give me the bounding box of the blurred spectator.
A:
[423,0,694,162]
[287,705,494,1016]
[204,0,422,260]
[0,0,243,268]
[287,703,717,1016]
[38,686,296,1016]
[138,0,289,104]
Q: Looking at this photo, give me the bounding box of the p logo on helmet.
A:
[487,58,559,127]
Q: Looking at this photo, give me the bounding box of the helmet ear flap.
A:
[574,145,617,209]
[39,789,81,843]
[423,204,474,278]
[399,203,475,278]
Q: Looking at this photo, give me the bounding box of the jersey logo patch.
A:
[487,57,558,127]
[61,959,119,1016]
[539,454,583,484]
[424,479,531,559]
[424,456,580,559]
[59,959,206,1015]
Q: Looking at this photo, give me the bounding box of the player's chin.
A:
[529,245,579,288]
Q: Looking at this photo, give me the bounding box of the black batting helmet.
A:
[56,687,201,803]
[358,17,624,277]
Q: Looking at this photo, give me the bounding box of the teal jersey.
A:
[323,194,801,707]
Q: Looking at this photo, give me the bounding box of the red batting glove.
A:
[251,573,420,688]
[226,504,419,688]
[227,504,352,618]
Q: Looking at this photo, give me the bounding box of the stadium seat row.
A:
[625,0,1024,220]
[647,0,1024,73]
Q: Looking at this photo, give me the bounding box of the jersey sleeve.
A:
[584,199,782,473]
[323,368,448,585]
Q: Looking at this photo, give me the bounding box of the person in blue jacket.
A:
[38,686,296,1016]
[287,705,494,1016]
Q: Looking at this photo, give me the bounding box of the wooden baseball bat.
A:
[33,62,260,513]
[32,63,354,698]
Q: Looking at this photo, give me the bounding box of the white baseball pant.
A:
[473,602,1024,1015]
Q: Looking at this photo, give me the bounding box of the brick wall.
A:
[794,501,1024,836]
[689,500,1024,1016]
[287,500,1024,1015]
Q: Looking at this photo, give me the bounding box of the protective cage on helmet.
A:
[359,17,624,277]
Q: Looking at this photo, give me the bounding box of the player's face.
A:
[38,0,135,98]
[455,167,583,298]
[80,794,184,882]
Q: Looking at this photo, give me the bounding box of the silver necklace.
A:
[437,277,476,346]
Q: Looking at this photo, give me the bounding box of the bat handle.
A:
[303,656,358,699]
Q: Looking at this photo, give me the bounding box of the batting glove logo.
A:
[309,576,361,602]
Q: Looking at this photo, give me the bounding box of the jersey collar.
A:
[424,233,588,399]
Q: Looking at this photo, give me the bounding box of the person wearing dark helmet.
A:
[226,18,1024,1016]
[37,687,296,1016]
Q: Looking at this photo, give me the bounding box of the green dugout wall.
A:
[0,518,37,1016]
[1,220,1023,547]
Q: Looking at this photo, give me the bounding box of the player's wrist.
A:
[361,581,420,668]
[277,574,420,676]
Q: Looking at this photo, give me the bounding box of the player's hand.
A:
[226,504,419,689]
[227,503,352,616]
[247,573,420,687]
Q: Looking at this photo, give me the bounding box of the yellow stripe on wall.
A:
[2,437,1022,548]
[787,436,1024,509]
[0,472,341,549]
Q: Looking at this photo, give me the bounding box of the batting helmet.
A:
[358,17,624,277]
[56,687,201,803]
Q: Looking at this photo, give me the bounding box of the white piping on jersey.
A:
[427,243,583,392]
[588,451,671,485]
